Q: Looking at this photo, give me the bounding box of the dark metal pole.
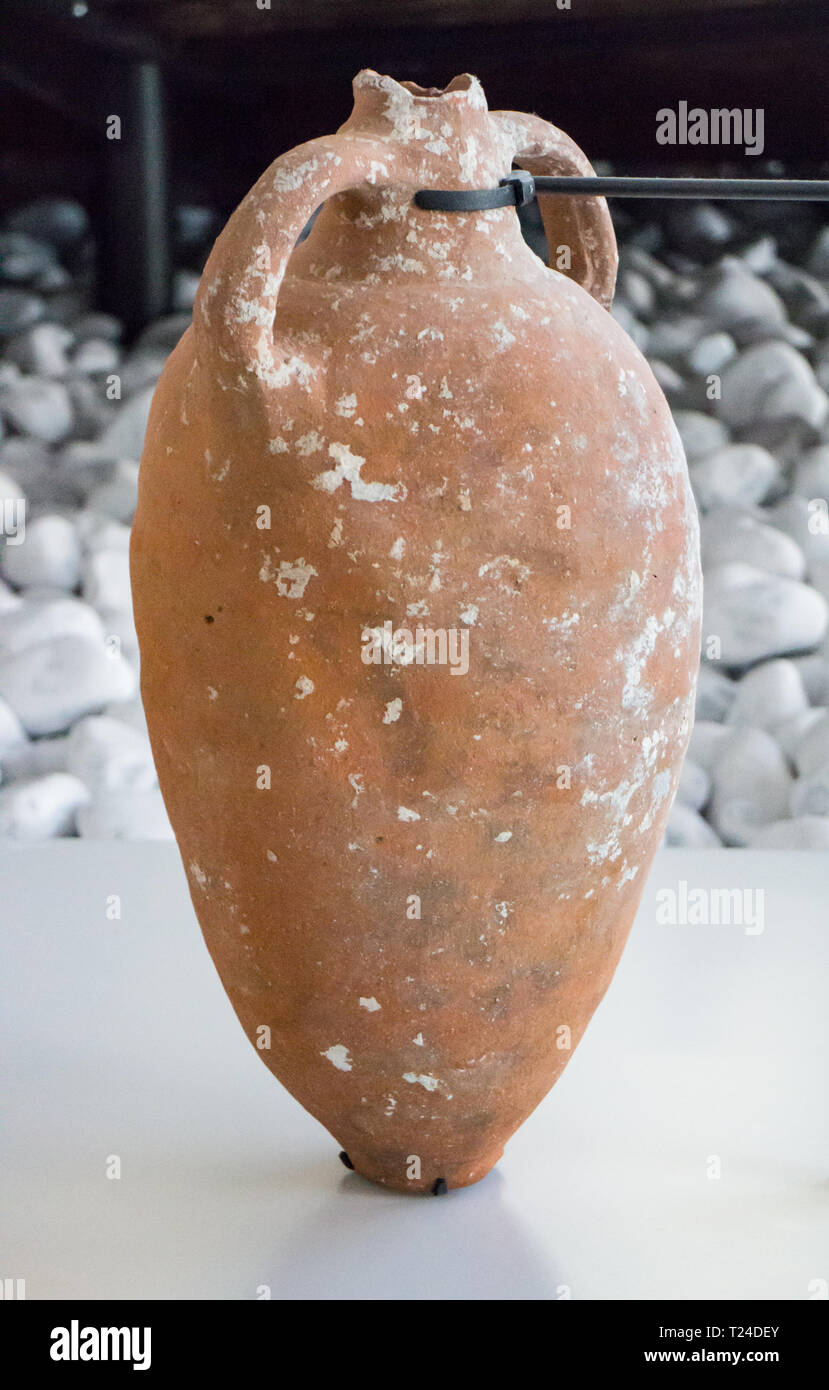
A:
[415,176,829,212]
[100,59,171,337]
[531,176,829,201]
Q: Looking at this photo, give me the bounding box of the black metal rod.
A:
[415,175,829,213]
[535,176,829,201]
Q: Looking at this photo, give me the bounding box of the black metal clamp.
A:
[414,170,535,212]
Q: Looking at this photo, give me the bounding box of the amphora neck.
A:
[295,70,536,285]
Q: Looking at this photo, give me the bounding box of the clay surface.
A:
[131,71,701,1193]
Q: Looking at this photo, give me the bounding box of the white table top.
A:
[1,844,826,1301]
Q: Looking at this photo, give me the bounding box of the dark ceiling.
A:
[2,0,827,216]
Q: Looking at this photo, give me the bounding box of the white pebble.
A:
[712,798,786,848]
[51,441,111,495]
[0,467,26,503]
[74,510,131,552]
[690,444,778,510]
[0,634,136,735]
[726,659,808,730]
[700,508,805,580]
[807,227,829,278]
[665,802,721,847]
[81,548,132,611]
[710,726,792,845]
[740,236,777,276]
[0,513,81,591]
[0,374,74,443]
[97,607,139,664]
[69,338,120,375]
[102,696,147,732]
[23,585,75,603]
[774,708,825,761]
[716,341,828,434]
[748,816,829,849]
[688,720,731,771]
[792,444,829,500]
[5,322,73,377]
[703,563,828,666]
[0,693,27,756]
[0,581,20,615]
[765,495,829,573]
[791,654,829,705]
[0,772,89,839]
[85,461,139,523]
[647,316,708,362]
[790,762,829,818]
[676,758,711,811]
[686,331,736,375]
[65,715,156,794]
[73,312,122,343]
[792,710,829,775]
[0,438,60,507]
[620,245,678,294]
[672,410,730,462]
[649,359,684,396]
[0,594,104,654]
[95,384,154,461]
[811,556,829,607]
[2,733,69,782]
[66,377,115,439]
[118,348,168,397]
[172,269,201,311]
[609,302,649,352]
[698,257,787,335]
[695,665,736,722]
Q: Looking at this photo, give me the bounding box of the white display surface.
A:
[1,844,826,1301]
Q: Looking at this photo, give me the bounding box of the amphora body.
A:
[131,71,701,1193]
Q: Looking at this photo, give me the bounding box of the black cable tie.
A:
[413,175,829,211]
[500,170,536,206]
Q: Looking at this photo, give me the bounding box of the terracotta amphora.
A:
[131,71,701,1193]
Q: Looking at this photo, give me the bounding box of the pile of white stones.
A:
[610,200,829,849]
[0,200,207,839]
[1,195,829,843]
